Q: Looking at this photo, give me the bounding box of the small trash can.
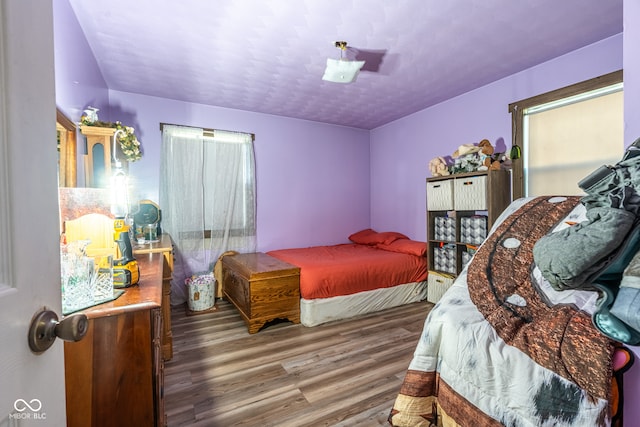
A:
[186,272,216,312]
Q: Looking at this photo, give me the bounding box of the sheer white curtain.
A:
[202,130,257,257]
[160,125,256,305]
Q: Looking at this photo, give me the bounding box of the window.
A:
[202,131,256,237]
[509,70,623,199]
[159,124,256,305]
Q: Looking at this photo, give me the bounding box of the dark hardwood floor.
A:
[164,298,433,427]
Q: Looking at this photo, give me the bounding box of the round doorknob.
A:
[28,309,88,354]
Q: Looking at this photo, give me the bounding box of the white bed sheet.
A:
[299,280,428,327]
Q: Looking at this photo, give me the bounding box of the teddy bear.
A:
[429,156,450,176]
[477,139,502,171]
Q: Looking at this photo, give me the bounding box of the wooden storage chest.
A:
[222,252,301,333]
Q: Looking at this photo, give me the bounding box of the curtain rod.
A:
[159,122,255,141]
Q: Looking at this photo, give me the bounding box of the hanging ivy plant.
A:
[80,116,143,162]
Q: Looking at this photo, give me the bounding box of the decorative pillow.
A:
[376,239,427,256]
[349,229,408,245]
[348,228,379,245]
[377,231,409,245]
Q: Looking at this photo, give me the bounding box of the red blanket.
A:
[267,243,427,299]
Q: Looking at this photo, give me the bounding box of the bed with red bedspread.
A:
[267,229,428,326]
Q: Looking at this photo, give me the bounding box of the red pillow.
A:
[377,231,409,245]
[348,229,379,245]
[377,239,427,256]
[349,229,408,245]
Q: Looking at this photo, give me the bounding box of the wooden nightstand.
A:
[222,252,300,333]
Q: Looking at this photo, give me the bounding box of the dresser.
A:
[64,234,173,427]
[132,234,174,360]
[222,252,300,333]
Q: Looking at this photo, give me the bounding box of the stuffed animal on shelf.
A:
[452,143,481,158]
[429,156,450,176]
[451,142,482,173]
[444,139,508,175]
[477,139,502,171]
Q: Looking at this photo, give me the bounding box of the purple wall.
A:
[53,0,109,187]
[53,1,370,252]
[370,20,639,420]
[622,0,640,420]
[625,0,640,146]
[106,91,371,252]
[53,1,109,121]
[55,0,640,419]
[52,0,109,120]
[370,34,622,240]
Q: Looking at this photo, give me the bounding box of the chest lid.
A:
[224,252,300,280]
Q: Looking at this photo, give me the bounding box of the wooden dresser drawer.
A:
[222,252,300,333]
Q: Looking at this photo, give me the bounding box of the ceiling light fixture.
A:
[322,41,365,84]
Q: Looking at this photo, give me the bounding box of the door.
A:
[0,1,66,425]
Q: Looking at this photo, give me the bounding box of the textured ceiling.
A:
[68,0,622,130]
